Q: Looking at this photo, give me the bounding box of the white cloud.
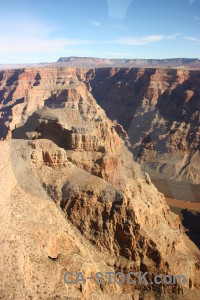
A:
[184,36,199,41]
[88,19,101,27]
[0,16,57,38]
[0,36,91,55]
[111,24,128,31]
[167,33,182,39]
[109,35,163,45]
[0,16,92,59]
[108,34,181,46]
[184,36,200,45]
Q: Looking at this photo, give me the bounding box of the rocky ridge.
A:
[56,57,200,69]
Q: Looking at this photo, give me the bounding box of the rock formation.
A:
[0,67,200,188]
[86,68,200,189]
[0,67,200,299]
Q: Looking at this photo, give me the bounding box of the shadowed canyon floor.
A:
[150,175,200,202]
[166,197,200,251]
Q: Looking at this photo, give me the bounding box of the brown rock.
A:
[0,66,200,299]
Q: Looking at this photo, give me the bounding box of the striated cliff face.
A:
[1,67,199,187]
[0,67,81,140]
[85,68,200,186]
[0,66,200,299]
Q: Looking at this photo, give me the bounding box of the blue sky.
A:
[0,0,200,63]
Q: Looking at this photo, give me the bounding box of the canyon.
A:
[0,66,200,189]
[0,65,200,299]
[86,67,200,200]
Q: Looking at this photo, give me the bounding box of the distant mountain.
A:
[1,57,200,70]
[56,56,200,69]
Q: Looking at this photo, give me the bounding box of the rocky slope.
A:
[0,68,200,299]
[0,140,134,300]
[1,138,199,299]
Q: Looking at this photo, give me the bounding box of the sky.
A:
[0,0,200,63]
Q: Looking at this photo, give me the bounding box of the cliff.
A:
[0,66,199,188]
[0,66,200,299]
[86,68,200,188]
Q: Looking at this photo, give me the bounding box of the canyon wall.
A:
[86,68,200,188]
[0,67,199,188]
[0,66,200,298]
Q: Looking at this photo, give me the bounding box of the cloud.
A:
[111,24,128,31]
[183,36,200,45]
[88,19,101,27]
[0,16,57,38]
[108,34,181,46]
[109,35,163,45]
[0,36,91,55]
[0,16,92,59]
[184,36,199,41]
[167,33,182,39]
